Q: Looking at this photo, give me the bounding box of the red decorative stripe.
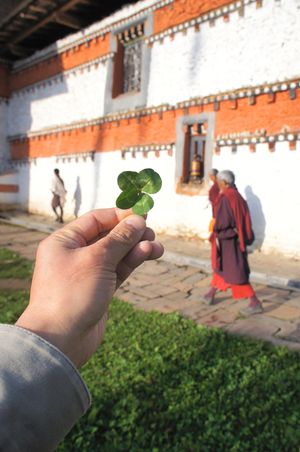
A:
[0,184,19,193]
[9,35,110,92]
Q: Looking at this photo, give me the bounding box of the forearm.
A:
[0,324,90,451]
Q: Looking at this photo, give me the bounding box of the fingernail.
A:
[125,215,146,231]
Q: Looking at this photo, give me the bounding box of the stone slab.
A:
[181,272,205,285]
[193,276,212,288]
[129,286,160,300]
[285,296,300,308]
[224,315,284,341]
[265,304,300,321]
[173,281,193,293]
[195,308,237,327]
[274,322,300,343]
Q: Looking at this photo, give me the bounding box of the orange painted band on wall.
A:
[154,0,235,34]
[10,0,249,92]
[10,34,110,92]
[0,184,19,193]
[10,90,300,160]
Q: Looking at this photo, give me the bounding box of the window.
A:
[112,23,144,97]
[175,113,214,196]
[105,16,151,114]
[181,122,207,184]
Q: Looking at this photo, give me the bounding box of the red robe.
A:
[211,187,254,286]
[208,181,220,218]
[222,186,254,252]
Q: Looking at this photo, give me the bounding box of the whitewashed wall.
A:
[9,0,300,137]
[13,0,163,72]
[14,143,300,257]
[0,172,19,204]
[5,0,300,257]
[8,63,108,136]
[14,150,211,235]
[147,0,300,106]
[213,141,300,257]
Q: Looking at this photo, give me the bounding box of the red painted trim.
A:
[10,90,300,159]
[9,0,254,92]
[0,64,10,98]
[0,184,19,193]
[154,0,234,34]
[10,35,110,92]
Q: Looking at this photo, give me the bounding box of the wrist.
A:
[16,306,80,367]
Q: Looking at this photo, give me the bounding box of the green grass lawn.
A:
[0,248,34,279]
[1,248,300,451]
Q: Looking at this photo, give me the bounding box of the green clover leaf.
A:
[116,188,142,210]
[116,168,162,215]
[132,193,154,215]
[117,171,139,191]
[136,169,162,194]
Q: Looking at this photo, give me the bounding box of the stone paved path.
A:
[1,221,300,351]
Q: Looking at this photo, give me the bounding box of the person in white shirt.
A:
[51,168,67,223]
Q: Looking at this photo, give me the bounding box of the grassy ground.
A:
[0,248,34,279]
[1,249,300,451]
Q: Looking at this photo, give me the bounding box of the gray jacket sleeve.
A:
[0,324,91,452]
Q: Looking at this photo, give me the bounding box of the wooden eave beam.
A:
[11,0,86,45]
[37,0,57,5]
[54,12,83,30]
[0,0,33,28]
[20,12,39,20]
[28,4,49,14]
[77,0,97,5]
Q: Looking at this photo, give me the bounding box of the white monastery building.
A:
[0,0,300,256]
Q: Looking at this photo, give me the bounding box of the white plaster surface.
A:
[14,141,300,257]
[8,64,107,136]
[0,172,18,204]
[213,141,300,257]
[4,0,300,257]
[14,150,210,232]
[13,0,166,71]
[8,0,300,136]
[147,0,300,106]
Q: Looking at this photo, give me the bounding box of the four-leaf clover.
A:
[116,168,162,215]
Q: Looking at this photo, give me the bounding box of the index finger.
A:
[52,207,133,248]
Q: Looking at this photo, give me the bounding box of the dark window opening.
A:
[112,23,144,97]
[181,122,207,184]
[123,40,142,93]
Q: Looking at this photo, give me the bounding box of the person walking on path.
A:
[51,168,67,223]
[203,170,263,316]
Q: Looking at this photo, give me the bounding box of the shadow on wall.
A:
[244,185,266,251]
[73,176,82,218]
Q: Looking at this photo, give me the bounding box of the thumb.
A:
[98,214,147,266]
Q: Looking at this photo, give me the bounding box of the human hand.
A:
[16,208,164,368]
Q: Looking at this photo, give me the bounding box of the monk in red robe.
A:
[208,168,220,218]
[203,170,263,316]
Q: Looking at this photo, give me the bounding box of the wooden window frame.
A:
[104,14,153,114]
[175,113,215,196]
